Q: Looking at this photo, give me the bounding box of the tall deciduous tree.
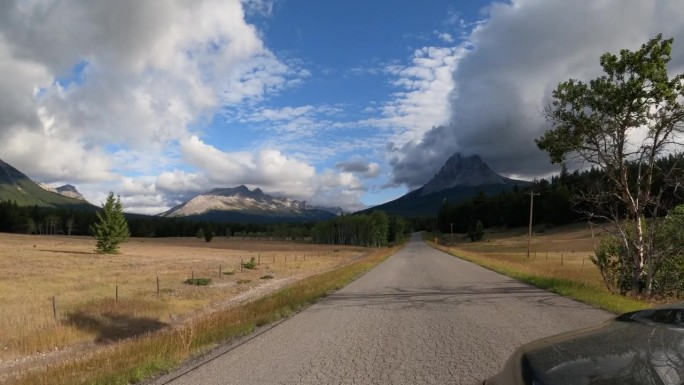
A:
[536,35,684,295]
[91,192,130,254]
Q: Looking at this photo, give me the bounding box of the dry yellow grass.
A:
[0,233,366,362]
[430,223,652,313]
[442,223,605,287]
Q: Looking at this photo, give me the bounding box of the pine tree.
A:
[91,192,130,254]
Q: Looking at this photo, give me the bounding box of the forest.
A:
[437,154,684,234]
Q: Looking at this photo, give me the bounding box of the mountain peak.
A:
[56,184,86,201]
[420,153,511,195]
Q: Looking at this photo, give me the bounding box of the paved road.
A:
[158,233,613,385]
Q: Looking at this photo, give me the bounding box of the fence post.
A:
[157,276,160,295]
[219,264,222,276]
[116,285,119,302]
[52,296,57,321]
[240,258,243,272]
[258,254,261,265]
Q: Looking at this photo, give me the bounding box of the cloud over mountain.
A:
[389,0,684,189]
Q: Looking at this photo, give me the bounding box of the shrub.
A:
[184,278,212,286]
[204,229,214,243]
[222,271,235,276]
[242,257,257,270]
[260,275,274,280]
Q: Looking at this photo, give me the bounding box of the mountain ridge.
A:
[363,153,530,216]
[0,159,94,209]
[160,185,338,223]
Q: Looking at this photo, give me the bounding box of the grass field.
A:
[428,223,653,313]
[4,237,400,385]
[0,233,367,364]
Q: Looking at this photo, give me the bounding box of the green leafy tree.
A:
[203,226,214,242]
[91,192,130,254]
[536,35,684,295]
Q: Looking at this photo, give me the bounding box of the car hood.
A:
[486,305,684,385]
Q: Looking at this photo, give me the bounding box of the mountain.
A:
[160,185,339,224]
[421,153,522,194]
[0,159,95,209]
[38,183,87,201]
[365,153,530,217]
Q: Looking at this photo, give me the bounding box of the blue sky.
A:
[1,0,684,214]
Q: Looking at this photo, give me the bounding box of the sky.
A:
[1,0,684,214]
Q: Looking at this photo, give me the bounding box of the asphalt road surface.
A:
[157,233,613,385]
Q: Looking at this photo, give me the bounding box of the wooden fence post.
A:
[116,285,119,302]
[52,296,57,321]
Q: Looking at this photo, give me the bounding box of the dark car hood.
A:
[486,305,684,385]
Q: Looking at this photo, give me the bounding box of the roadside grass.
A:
[0,233,366,360]
[10,245,400,385]
[425,230,651,314]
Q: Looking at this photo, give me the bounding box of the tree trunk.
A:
[632,214,646,292]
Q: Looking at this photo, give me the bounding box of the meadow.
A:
[0,233,367,374]
[429,223,652,313]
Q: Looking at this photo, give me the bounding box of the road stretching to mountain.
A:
[154,233,613,385]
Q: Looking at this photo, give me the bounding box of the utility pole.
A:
[450,222,454,244]
[527,190,540,258]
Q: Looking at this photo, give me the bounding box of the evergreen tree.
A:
[91,192,130,254]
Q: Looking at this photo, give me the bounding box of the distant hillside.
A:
[160,185,338,224]
[0,158,94,210]
[365,153,530,217]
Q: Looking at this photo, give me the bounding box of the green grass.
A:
[428,242,649,314]
[11,245,401,385]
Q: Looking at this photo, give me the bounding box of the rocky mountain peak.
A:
[56,184,86,201]
[421,153,511,195]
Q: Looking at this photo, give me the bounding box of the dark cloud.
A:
[336,160,380,179]
[390,0,684,189]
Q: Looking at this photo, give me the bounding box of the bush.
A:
[222,271,235,276]
[260,275,274,280]
[184,278,212,286]
[242,257,257,270]
[591,235,633,294]
[204,229,214,242]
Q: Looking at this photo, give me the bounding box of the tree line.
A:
[438,154,684,235]
[311,210,408,247]
[0,201,315,240]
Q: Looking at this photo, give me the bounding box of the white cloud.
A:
[0,0,304,182]
[437,32,455,43]
[176,136,366,210]
[364,45,465,146]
